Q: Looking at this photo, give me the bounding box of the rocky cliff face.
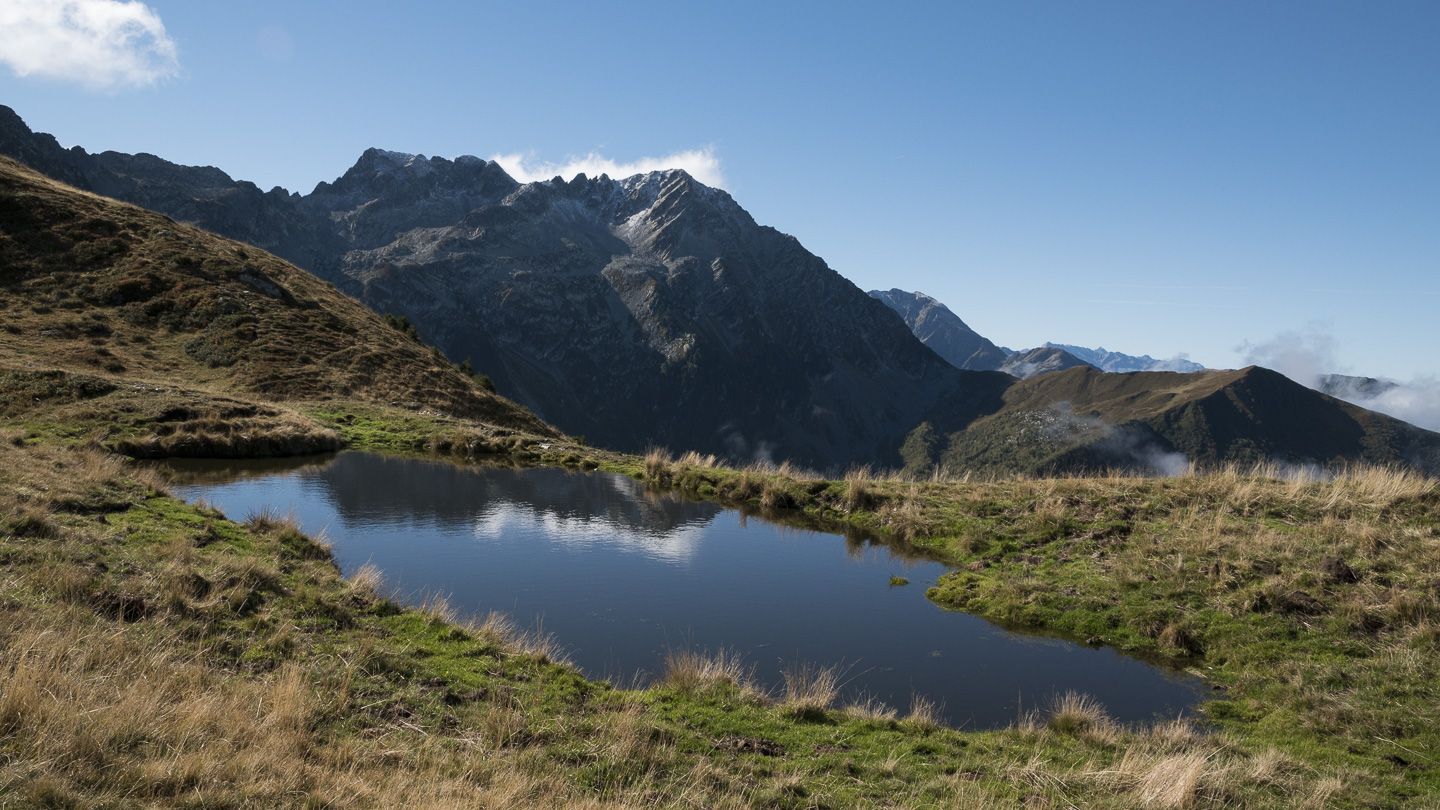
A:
[324,163,986,465]
[867,289,1009,371]
[1,107,996,467]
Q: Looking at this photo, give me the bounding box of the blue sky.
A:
[2,0,1437,383]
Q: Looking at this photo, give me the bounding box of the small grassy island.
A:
[2,156,1436,807]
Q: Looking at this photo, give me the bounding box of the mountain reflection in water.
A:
[162,452,1210,728]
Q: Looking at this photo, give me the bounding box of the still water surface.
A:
[163,451,1209,728]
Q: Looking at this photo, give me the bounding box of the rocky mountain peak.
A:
[316,149,519,203]
[869,288,1010,371]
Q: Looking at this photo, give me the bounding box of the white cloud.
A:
[1237,323,1339,387]
[490,146,727,190]
[1239,325,1440,433]
[0,0,179,91]
[1351,377,1440,434]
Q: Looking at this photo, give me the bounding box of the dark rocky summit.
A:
[1317,374,1400,400]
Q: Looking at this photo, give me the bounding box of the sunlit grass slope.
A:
[0,155,556,453]
[909,365,1440,477]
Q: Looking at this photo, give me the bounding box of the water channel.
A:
[161,451,1211,729]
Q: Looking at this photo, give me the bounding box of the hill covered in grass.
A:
[0,155,557,455]
[906,365,1440,477]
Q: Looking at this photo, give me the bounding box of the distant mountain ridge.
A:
[1044,343,1205,373]
[998,347,1097,379]
[870,287,1205,378]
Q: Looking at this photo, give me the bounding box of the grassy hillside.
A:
[1,434,1393,809]
[0,155,556,454]
[909,366,1440,477]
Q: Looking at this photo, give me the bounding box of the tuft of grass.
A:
[661,647,764,703]
[644,446,673,481]
[1045,691,1112,737]
[348,562,385,602]
[842,693,898,722]
[780,661,842,720]
[905,693,944,732]
[845,465,875,512]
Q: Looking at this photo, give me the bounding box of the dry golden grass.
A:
[841,693,899,722]
[780,661,843,718]
[905,693,944,732]
[0,436,1382,807]
[348,561,385,601]
[676,450,718,468]
[661,647,765,704]
[468,610,571,666]
[644,445,673,480]
[0,155,556,444]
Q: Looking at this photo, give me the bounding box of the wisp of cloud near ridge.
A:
[0,0,179,91]
[1240,326,1440,433]
[490,147,727,190]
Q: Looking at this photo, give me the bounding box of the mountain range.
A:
[3,104,1437,475]
[1045,343,1205,373]
[1,106,1012,468]
[868,288,1201,378]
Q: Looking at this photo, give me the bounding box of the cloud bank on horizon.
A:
[1240,326,1440,433]
[0,0,179,91]
[490,147,727,190]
